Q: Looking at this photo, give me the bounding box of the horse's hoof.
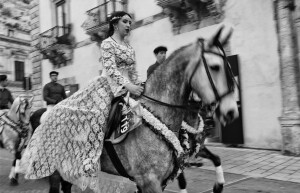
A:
[213,183,223,193]
[9,178,19,186]
[179,189,188,193]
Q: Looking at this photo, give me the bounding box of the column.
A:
[275,0,300,156]
[30,0,43,109]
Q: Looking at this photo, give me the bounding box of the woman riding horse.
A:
[20,12,238,193]
[20,11,144,193]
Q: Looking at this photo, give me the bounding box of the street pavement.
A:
[165,144,300,193]
[1,145,300,193]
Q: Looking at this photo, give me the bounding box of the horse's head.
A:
[10,95,34,127]
[185,25,238,126]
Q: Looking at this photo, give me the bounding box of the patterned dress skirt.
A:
[19,76,137,191]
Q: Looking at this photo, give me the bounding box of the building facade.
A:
[31,0,300,153]
[0,0,33,97]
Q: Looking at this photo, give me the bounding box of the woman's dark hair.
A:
[107,11,132,38]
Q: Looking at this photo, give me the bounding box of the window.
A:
[55,0,66,36]
[8,29,14,37]
[15,61,24,81]
[65,84,79,97]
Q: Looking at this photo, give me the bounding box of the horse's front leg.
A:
[9,151,21,186]
[196,146,224,193]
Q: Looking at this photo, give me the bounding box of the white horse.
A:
[0,95,34,185]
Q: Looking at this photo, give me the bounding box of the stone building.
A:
[30,0,300,153]
[0,0,33,97]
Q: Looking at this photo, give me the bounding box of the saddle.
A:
[105,95,142,144]
[104,95,142,181]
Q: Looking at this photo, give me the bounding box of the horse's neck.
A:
[6,103,18,123]
[7,111,18,123]
[184,111,199,128]
[142,55,190,131]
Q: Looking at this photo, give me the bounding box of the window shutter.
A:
[15,61,24,81]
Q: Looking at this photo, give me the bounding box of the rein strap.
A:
[141,94,200,112]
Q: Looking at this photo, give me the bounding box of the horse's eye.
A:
[210,65,220,72]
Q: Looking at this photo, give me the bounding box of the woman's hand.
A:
[125,83,144,96]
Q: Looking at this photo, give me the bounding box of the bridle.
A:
[141,94,200,112]
[0,98,31,142]
[15,98,31,130]
[142,40,238,111]
[188,39,237,102]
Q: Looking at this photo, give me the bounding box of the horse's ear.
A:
[220,27,233,46]
[28,97,34,107]
[206,25,225,49]
[29,96,34,104]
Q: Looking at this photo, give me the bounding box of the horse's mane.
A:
[10,97,20,113]
[10,96,31,114]
[163,43,192,65]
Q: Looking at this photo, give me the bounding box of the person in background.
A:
[0,75,14,110]
[147,46,167,78]
[40,71,66,123]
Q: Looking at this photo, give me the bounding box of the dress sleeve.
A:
[128,51,141,85]
[101,41,130,86]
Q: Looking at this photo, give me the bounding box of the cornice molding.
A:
[0,35,31,46]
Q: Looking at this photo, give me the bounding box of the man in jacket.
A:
[0,75,14,110]
[147,46,167,78]
[41,71,66,123]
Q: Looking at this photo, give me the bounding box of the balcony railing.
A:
[156,0,224,34]
[38,26,70,50]
[36,25,73,67]
[82,0,126,35]
[156,0,182,8]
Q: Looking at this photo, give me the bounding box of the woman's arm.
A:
[101,41,130,87]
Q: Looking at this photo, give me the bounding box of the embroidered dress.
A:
[19,38,140,191]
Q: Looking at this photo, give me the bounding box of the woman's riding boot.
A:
[49,171,61,193]
[61,178,72,193]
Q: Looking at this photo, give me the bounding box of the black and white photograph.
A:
[0,0,300,192]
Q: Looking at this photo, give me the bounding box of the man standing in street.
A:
[0,75,14,110]
[41,71,66,123]
[147,46,167,78]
